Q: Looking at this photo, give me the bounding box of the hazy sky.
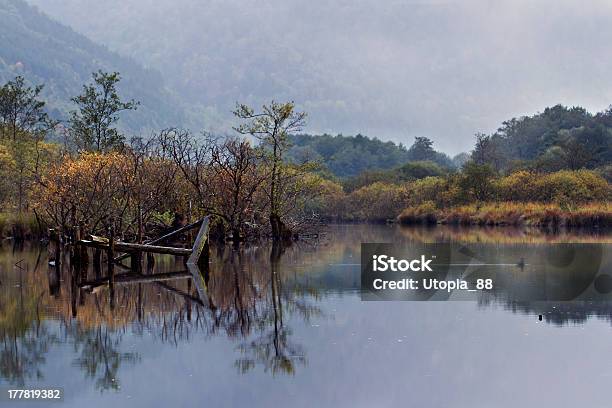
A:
[28,0,612,153]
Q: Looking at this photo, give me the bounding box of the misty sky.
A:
[28,0,612,154]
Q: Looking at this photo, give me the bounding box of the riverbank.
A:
[0,212,45,240]
[398,202,612,228]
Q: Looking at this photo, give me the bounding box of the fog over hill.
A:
[26,0,612,153]
[0,0,199,134]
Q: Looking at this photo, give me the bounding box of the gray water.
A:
[0,225,611,408]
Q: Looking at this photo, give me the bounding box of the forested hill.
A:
[287,134,461,178]
[473,104,612,172]
[0,0,190,133]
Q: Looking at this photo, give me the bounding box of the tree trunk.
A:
[232,228,241,248]
[270,213,292,243]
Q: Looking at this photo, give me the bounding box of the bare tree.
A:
[157,129,266,244]
[210,138,265,245]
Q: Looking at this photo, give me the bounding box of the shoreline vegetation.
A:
[398,202,611,228]
[0,73,611,242]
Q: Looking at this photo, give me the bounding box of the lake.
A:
[0,224,611,407]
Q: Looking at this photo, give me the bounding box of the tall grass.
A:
[398,202,612,228]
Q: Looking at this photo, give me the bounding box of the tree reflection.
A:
[3,229,612,390]
[0,325,56,386]
[233,243,309,375]
[0,245,58,385]
[64,323,140,391]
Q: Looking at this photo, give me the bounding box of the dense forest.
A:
[0,0,193,134]
[286,133,464,178]
[472,105,612,173]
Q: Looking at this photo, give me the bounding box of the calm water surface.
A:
[1,225,611,408]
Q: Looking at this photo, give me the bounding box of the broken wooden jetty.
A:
[48,216,211,311]
[77,216,210,266]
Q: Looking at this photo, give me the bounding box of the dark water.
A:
[0,225,611,407]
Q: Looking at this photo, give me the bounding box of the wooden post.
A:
[93,249,102,278]
[78,224,88,271]
[185,216,211,306]
[108,222,115,309]
[47,228,61,296]
[131,251,142,273]
[75,224,87,282]
[48,228,61,265]
[187,216,210,266]
[70,225,79,318]
[78,226,86,306]
[146,253,155,273]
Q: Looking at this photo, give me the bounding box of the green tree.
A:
[459,162,496,202]
[0,76,56,141]
[472,132,504,170]
[397,160,445,181]
[233,101,307,241]
[0,76,57,215]
[69,71,138,152]
[407,136,436,161]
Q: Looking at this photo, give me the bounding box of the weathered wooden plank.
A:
[187,216,210,265]
[114,219,204,262]
[79,240,192,256]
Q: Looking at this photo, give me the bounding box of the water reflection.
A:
[65,324,139,391]
[0,225,610,401]
[0,238,328,387]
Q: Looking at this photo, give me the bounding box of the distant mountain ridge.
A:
[0,0,194,134]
